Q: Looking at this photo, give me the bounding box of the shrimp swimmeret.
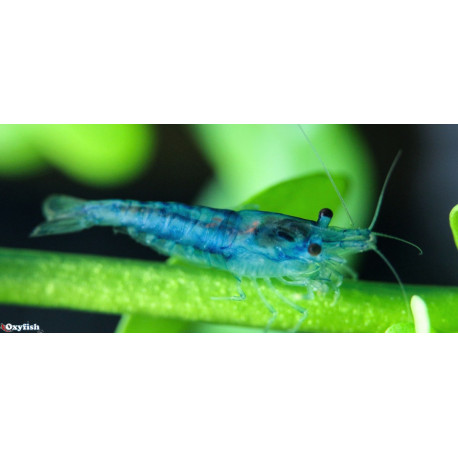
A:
[31,127,421,331]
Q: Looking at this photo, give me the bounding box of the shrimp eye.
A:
[319,208,333,219]
[308,243,322,256]
[276,230,295,242]
[318,208,333,228]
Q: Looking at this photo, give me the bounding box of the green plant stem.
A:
[1,247,457,332]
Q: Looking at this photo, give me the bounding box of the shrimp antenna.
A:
[297,124,355,228]
[372,232,423,255]
[373,247,411,318]
[368,149,402,230]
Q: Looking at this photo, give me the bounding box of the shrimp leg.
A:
[317,278,341,306]
[265,278,308,332]
[326,260,358,281]
[338,263,358,280]
[211,275,246,301]
[278,277,314,300]
[252,278,278,332]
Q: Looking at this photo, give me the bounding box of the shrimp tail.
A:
[30,195,91,237]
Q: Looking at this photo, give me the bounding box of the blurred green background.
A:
[0,125,456,331]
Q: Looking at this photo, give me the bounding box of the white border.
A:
[2,335,456,457]
[1,2,456,123]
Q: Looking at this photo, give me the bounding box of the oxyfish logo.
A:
[1,322,42,332]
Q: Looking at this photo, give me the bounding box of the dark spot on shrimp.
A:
[308,243,322,256]
[276,230,295,242]
[277,219,312,238]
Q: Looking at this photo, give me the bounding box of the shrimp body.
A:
[31,195,376,306]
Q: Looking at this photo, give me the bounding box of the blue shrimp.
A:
[30,126,421,331]
[31,195,375,330]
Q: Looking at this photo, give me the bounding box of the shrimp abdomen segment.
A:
[91,201,241,254]
[31,196,241,258]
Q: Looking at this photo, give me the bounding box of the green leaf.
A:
[240,173,347,221]
[0,125,46,176]
[450,205,458,250]
[29,124,155,186]
[0,125,155,185]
